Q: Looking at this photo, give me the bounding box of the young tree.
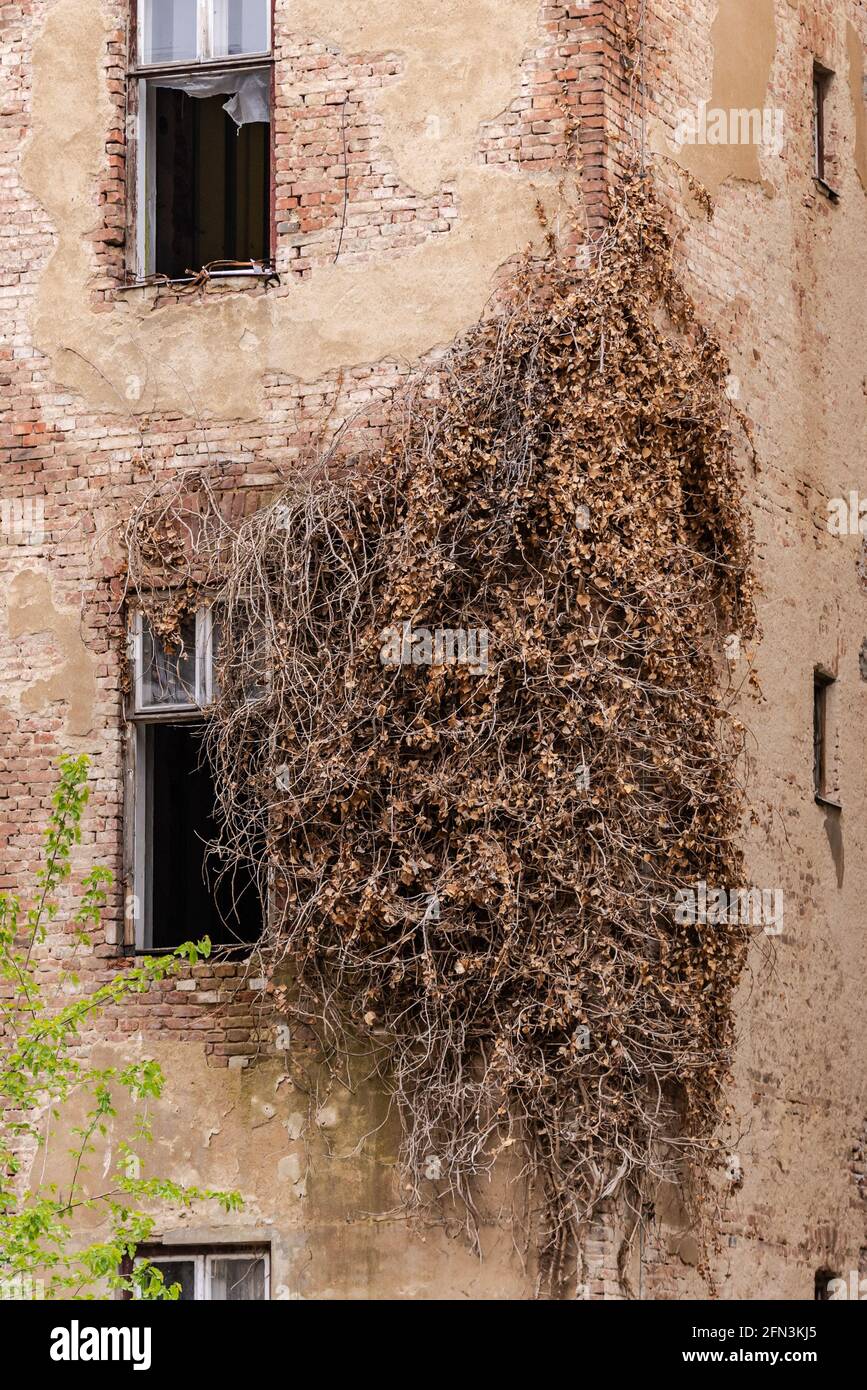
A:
[0,754,241,1299]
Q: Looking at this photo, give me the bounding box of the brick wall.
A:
[3,0,866,1297]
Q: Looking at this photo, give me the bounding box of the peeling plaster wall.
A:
[649,0,779,197]
[285,0,542,195]
[4,0,867,1301]
[5,571,95,737]
[42,1041,537,1299]
[22,0,558,417]
[1,0,600,1300]
[637,0,867,1301]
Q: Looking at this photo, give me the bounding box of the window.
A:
[126,609,264,952]
[813,666,839,805]
[140,0,270,65]
[135,1247,269,1300]
[813,62,836,193]
[130,0,273,281]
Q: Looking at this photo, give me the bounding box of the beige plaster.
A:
[284,0,540,195]
[6,570,96,737]
[651,0,777,198]
[847,21,867,193]
[43,1039,534,1299]
[22,0,556,419]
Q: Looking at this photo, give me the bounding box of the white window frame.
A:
[134,1248,271,1300]
[123,601,269,954]
[135,0,272,71]
[130,607,216,716]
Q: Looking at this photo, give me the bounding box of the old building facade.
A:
[1,0,866,1298]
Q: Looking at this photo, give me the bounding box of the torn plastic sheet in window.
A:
[151,68,269,126]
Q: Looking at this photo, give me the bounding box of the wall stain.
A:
[823,807,844,888]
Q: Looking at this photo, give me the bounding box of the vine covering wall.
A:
[124,173,756,1290]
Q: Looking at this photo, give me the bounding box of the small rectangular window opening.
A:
[813,62,835,190]
[813,667,838,804]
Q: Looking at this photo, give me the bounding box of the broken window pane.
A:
[213,0,269,57]
[153,86,270,279]
[208,1256,267,1300]
[141,615,198,708]
[142,0,198,65]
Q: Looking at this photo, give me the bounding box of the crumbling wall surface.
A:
[38,1040,543,1300]
[3,0,866,1300]
[16,0,612,416]
[636,0,867,1299]
[0,0,617,1299]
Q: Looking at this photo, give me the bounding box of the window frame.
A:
[134,0,272,73]
[812,61,839,199]
[125,606,216,952]
[126,0,275,281]
[123,601,270,955]
[812,665,840,808]
[132,1246,271,1300]
[130,607,216,718]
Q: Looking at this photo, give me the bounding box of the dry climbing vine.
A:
[122,172,757,1291]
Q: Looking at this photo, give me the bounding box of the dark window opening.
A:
[813,63,834,186]
[154,88,270,281]
[148,722,263,950]
[813,668,835,800]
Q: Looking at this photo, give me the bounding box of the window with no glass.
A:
[812,666,839,805]
[130,0,272,280]
[812,61,835,190]
[126,608,264,952]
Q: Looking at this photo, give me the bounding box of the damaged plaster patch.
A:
[285,1112,305,1142]
[6,571,96,736]
[23,0,557,418]
[285,0,539,195]
[847,22,867,193]
[651,0,778,199]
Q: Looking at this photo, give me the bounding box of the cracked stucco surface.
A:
[22,0,556,419]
